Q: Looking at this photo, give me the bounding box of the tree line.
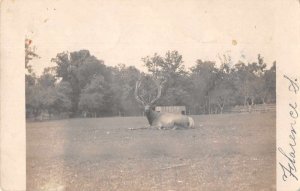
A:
[25,41,276,119]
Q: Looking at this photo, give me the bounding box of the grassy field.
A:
[27,112,276,191]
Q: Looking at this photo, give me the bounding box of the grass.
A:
[27,112,276,191]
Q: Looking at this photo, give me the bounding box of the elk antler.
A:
[135,80,145,106]
[149,79,166,105]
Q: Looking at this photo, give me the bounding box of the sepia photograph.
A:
[5,0,300,191]
[22,1,279,191]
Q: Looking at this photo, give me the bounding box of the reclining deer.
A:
[132,78,195,130]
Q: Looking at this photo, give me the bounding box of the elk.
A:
[133,78,195,130]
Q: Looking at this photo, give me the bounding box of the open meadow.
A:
[27,112,276,191]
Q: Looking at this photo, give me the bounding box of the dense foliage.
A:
[26,42,276,118]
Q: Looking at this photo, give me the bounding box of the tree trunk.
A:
[262,97,266,105]
[218,101,224,114]
[244,96,247,106]
[251,97,254,106]
[208,97,211,114]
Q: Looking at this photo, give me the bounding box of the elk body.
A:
[135,79,195,130]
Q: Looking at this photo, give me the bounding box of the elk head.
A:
[134,77,165,113]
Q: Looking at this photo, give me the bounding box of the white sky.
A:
[25,0,277,75]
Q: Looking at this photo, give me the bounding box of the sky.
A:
[25,0,278,75]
